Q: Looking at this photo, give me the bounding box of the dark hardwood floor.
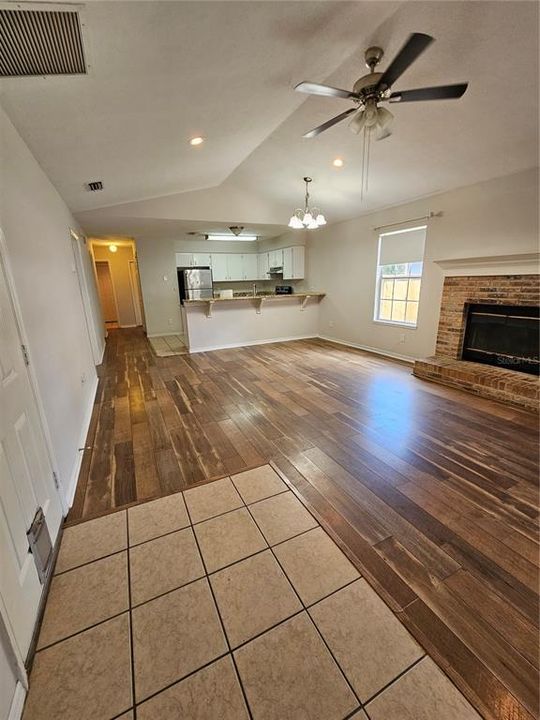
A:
[69,328,539,720]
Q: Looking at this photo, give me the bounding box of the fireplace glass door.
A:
[461,303,539,376]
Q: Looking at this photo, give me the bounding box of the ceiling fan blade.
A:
[303,107,357,138]
[295,81,357,100]
[389,83,468,102]
[376,33,434,90]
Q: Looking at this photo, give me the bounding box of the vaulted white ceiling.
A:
[1,1,538,241]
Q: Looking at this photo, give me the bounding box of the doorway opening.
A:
[90,238,145,332]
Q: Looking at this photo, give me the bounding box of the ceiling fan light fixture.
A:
[349,109,366,135]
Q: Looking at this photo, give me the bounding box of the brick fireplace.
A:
[414,274,539,411]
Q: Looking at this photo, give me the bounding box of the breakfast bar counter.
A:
[182,292,325,353]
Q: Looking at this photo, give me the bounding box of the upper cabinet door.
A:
[176,252,193,267]
[282,247,293,279]
[242,254,258,280]
[192,253,212,267]
[258,252,270,280]
[210,254,228,281]
[292,246,305,279]
[269,249,283,268]
[226,254,244,281]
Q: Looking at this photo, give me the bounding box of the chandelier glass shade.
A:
[288,177,326,230]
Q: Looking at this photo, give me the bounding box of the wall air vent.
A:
[0,8,86,78]
[87,181,103,192]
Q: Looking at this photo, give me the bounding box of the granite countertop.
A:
[183,292,325,304]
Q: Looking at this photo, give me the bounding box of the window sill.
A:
[372,319,418,330]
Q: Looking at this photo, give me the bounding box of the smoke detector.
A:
[229,226,245,236]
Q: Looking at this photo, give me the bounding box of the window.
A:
[374,226,426,327]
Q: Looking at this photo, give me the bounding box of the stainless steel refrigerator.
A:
[178,267,213,301]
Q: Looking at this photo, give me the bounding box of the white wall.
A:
[309,168,539,360]
[0,105,101,503]
[184,297,320,353]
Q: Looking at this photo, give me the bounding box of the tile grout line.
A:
[125,509,138,720]
[183,492,255,720]
[360,652,427,709]
[35,608,130,653]
[241,496,364,715]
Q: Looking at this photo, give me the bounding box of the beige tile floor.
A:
[23,464,482,720]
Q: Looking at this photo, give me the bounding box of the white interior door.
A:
[128,260,143,326]
[95,261,118,323]
[71,234,103,364]
[0,249,63,661]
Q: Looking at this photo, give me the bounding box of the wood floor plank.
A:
[67,328,539,720]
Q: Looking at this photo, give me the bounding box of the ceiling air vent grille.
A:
[0,9,86,78]
[87,181,103,192]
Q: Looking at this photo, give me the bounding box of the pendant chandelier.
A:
[288,177,326,230]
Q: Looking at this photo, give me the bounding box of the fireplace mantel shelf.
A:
[434,252,539,272]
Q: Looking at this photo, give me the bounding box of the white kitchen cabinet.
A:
[242,254,258,280]
[226,254,244,281]
[283,245,305,280]
[269,249,283,269]
[192,253,212,267]
[176,252,194,268]
[257,252,270,280]
[210,254,228,281]
[282,247,293,279]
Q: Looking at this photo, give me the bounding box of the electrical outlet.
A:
[163,275,168,282]
[168,318,174,326]
[81,372,86,384]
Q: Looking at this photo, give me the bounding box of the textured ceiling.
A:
[1,1,538,241]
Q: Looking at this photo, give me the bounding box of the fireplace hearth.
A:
[461,303,539,376]
[413,273,539,411]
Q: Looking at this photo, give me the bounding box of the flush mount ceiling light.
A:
[332,158,344,168]
[109,244,118,253]
[206,233,258,242]
[288,177,326,230]
[189,136,205,146]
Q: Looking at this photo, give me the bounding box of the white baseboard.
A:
[119,324,139,328]
[64,374,99,509]
[8,682,26,720]
[317,335,415,364]
[188,333,317,354]
[147,331,184,338]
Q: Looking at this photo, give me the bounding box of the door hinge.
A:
[21,344,30,366]
[52,472,60,490]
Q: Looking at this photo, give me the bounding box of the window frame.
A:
[373,225,426,329]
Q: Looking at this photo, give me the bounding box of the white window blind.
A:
[374,226,427,327]
[378,227,426,266]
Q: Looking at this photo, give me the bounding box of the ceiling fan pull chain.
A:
[365,126,371,195]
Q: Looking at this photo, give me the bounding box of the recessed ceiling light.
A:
[189,136,205,146]
[332,158,344,168]
[109,244,118,253]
